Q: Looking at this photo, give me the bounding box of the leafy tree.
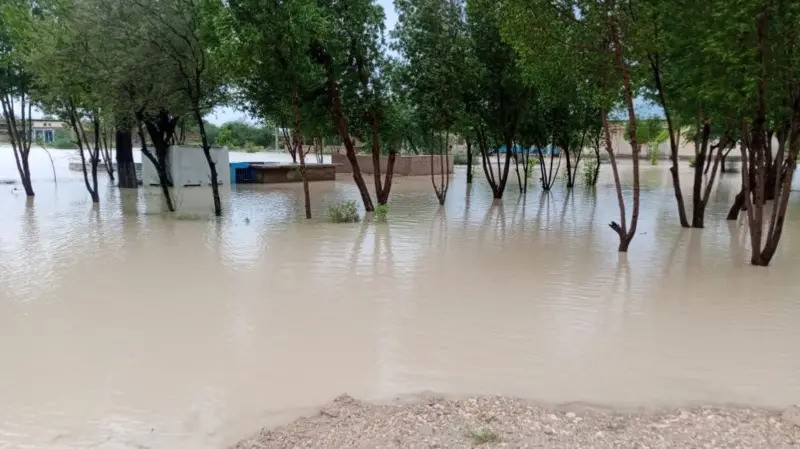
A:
[0,0,35,196]
[310,0,399,210]
[24,0,110,203]
[125,0,228,216]
[500,0,642,252]
[467,0,533,199]
[225,0,329,218]
[393,0,470,204]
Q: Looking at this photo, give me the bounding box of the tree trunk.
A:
[602,110,629,251]
[116,128,138,188]
[466,139,474,184]
[90,154,100,203]
[378,150,396,205]
[727,188,745,220]
[291,88,312,219]
[323,61,374,211]
[69,105,99,203]
[1,93,35,196]
[194,107,222,217]
[691,122,710,227]
[691,123,721,228]
[298,138,312,219]
[138,121,175,212]
[742,12,773,266]
[564,143,574,188]
[431,131,450,205]
[649,52,689,227]
[20,157,34,196]
[607,13,640,252]
[593,136,601,185]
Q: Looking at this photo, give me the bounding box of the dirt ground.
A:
[232,395,800,448]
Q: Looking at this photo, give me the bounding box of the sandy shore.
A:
[232,395,800,448]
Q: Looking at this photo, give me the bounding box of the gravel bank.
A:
[233,395,800,449]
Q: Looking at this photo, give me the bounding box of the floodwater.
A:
[1,147,800,449]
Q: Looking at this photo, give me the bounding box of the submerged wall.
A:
[332,154,454,176]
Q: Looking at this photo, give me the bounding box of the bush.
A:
[525,157,539,178]
[582,158,598,186]
[50,129,77,149]
[328,201,360,223]
[374,203,389,221]
[649,146,659,165]
[688,156,697,168]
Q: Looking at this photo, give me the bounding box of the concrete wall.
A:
[332,154,454,176]
[141,146,230,187]
[251,164,335,183]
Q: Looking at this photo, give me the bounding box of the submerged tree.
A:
[394,0,469,205]
[467,0,532,200]
[306,0,400,211]
[0,0,35,196]
[501,0,641,251]
[25,0,108,203]
[226,0,329,219]
[128,0,228,216]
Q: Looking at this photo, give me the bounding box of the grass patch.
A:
[328,200,360,223]
[466,428,500,446]
[373,203,389,222]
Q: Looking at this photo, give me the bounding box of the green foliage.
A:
[649,146,659,165]
[214,121,274,149]
[629,118,666,166]
[525,157,539,178]
[224,0,329,142]
[328,201,360,223]
[688,156,696,168]
[51,129,77,149]
[393,0,468,136]
[373,203,389,221]
[582,158,599,186]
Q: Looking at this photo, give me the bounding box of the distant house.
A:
[0,118,65,144]
[30,119,65,143]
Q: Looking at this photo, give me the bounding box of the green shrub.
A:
[50,129,77,149]
[328,201,360,223]
[688,156,696,168]
[374,203,389,221]
[649,146,659,165]
[582,159,598,186]
[525,157,539,178]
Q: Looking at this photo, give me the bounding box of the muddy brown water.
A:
[1,148,800,448]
